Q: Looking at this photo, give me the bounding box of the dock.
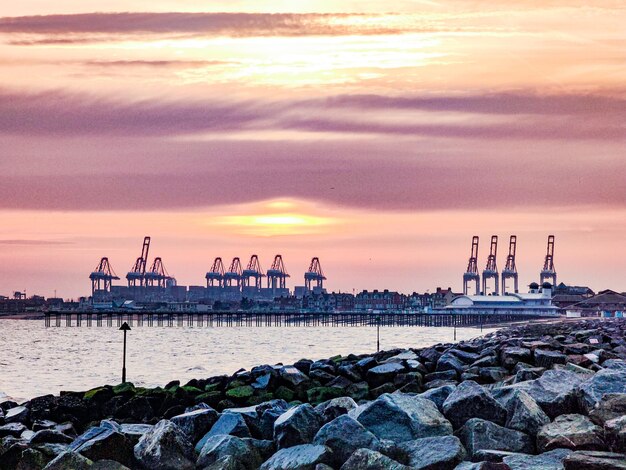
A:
[44,311,545,328]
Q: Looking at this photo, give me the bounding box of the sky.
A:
[0,1,625,298]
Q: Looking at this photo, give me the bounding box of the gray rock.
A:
[442,381,507,428]
[501,348,532,369]
[280,366,311,387]
[313,415,380,465]
[351,393,452,442]
[579,368,626,413]
[419,385,457,412]
[589,393,626,425]
[196,411,252,452]
[524,369,587,418]
[503,448,572,469]
[134,420,195,470]
[534,349,568,368]
[457,418,534,459]
[4,406,29,424]
[455,463,510,470]
[537,414,605,452]
[274,404,322,449]
[504,390,550,436]
[92,460,131,470]
[400,435,466,469]
[605,415,626,452]
[17,448,53,470]
[42,451,93,470]
[259,444,333,470]
[196,434,262,469]
[30,429,74,444]
[68,426,134,467]
[339,448,410,470]
[0,422,26,438]
[563,450,626,469]
[170,407,219,443]
[315,397,357,423]
[436,353,466,375]
[366,363,405,387]
[200,455,244,470]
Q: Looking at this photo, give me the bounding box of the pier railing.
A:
[43,311,547,328]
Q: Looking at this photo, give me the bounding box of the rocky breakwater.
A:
[2,319,626,469]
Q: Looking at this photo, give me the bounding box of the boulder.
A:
[589,393,626,425]
[313,415,380,465]
[436,353,466,375]
[605,415,626,452]
[534,350,567,368]
[259,444,333,470]
[30,429,74,445]
[4,406,29,425]
[170,407,219,443]
[399,435,466,469]
[579,368,626,413]
[133,420,195,470]
[314,397,357,423]
[457,418,534,459]
[366,363,405,388]
[195,412,251,452]
[0,422,26,438]
[274,404,322,449]
[419,385,456,412]
[279,366,310,388]
[42,451,93,470]
[536,414,606,452]
[501,348,532,369]
[563,450,626,470]
[503,390,550,436]
[68,426,135,467]
[442,381,507,428]
[196,434,261,469]
[523,369,587,418]
[455,462,510,470]
[350,393,452,442]
[339,448,410,470]
[502,448,572,469]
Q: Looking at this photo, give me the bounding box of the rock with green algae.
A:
[112,383,135,396]
[307,387,344,405]
[226,386,255,400]
[274,386,295,402]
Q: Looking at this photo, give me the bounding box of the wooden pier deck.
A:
[44,311,545,328]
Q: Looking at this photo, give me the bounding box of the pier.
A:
[44,311,545,328]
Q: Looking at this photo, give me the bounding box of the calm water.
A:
[0,319,497,403]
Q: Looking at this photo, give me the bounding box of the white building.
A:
[444,282,559,316]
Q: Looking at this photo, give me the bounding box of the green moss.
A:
[195,391,222,405]
[204,383,222,392]
[113,382,135,395]
[329,355,344,363]
[227,380,246,390]
[307,387,343,405]
[181,386,202,395]
[247,393,274,405]
[274,386,295,402]
[225,385,254,399]
[83,387,108,401]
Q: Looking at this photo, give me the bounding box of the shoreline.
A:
[2,318,625,469]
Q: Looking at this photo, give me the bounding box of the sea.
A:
[0,319,498,403]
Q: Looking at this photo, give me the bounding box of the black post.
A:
[453,314,457,341]
[119,322,131,383]
[376,316,381,352]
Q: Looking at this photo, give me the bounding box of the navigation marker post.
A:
[119,322,131,383]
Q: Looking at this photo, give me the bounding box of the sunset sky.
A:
[1,1,625,298]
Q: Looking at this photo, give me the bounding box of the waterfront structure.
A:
[445,282,559,316]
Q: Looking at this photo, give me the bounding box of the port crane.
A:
[267,255,289,293]
[145,257,175,288]
[501,235,519,294]
[482,235,499,295]
[540,235,557,286]
[242,255,265,289]
[206,257,225,287]
[223,257,243,288]
[462,236,480,295]
[305,257,326,292]
[126,236,151,287]
[89,257,119,295]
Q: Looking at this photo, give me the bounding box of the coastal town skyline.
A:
[1,1,625,297]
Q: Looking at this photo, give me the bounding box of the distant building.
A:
[355,290,405,312]
[566,290,626,317]
[445,282,559,316]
